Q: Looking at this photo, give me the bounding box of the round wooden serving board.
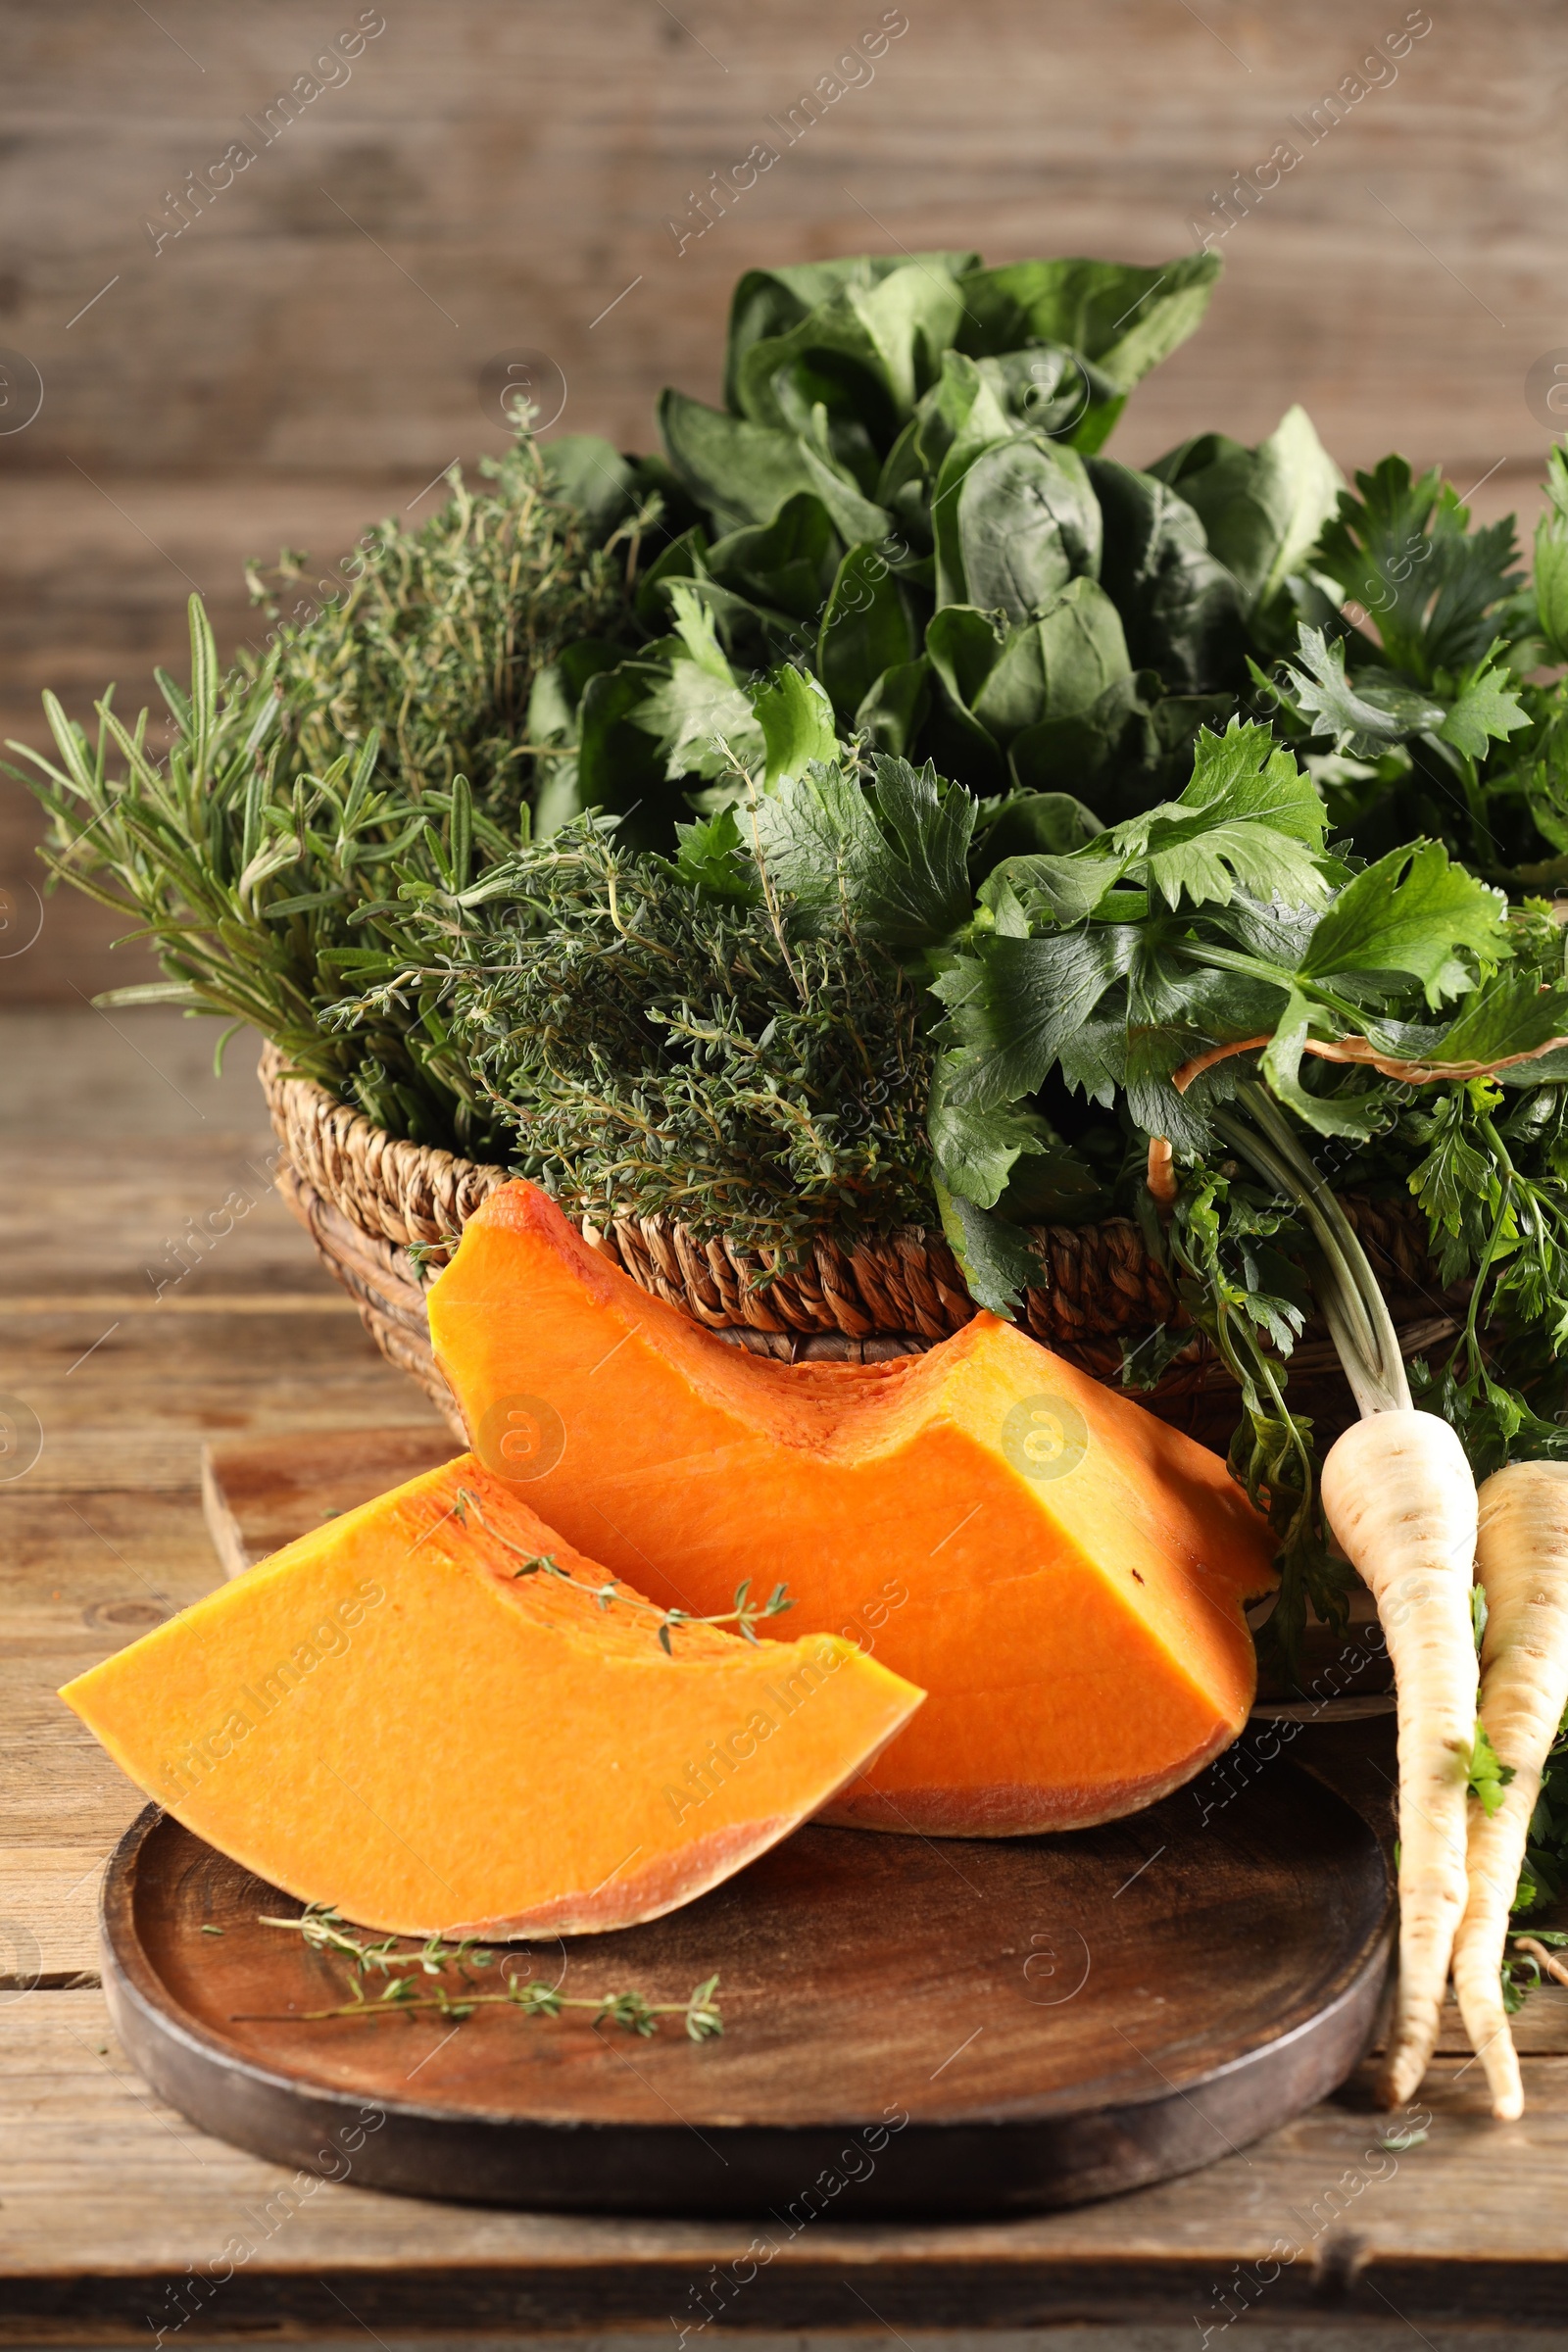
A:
[103,1761,1391,2218]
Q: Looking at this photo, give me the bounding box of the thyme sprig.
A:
[453,1486,792,1652]
[248,1905,722,2039]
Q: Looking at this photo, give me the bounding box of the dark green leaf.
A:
[971,581,1131,742]
[925,603,1004,713]
[956,249,1223,397]
[1424,969,1568,1066]
[634,525,711,630]
[817,543,917,719]
[751,753,973,950]
[853,659,930,758]
[956,438,1102,624]
[1313,455,1523,685]
[970,788,1103,874]
[1106,717,1331,909]
[734,263,970,439]
[576,662,681,834]
[706,494,841,624]
[946,926,1136,1106]
[1535,444,1568,664]
[722,253,979,414]
[541,436,639,534]
[658,389,821,529]
[1149,405,1341,618]
[1087,456,1246,693]
[935,1180,1043,1315]
[1283,624,1446,756]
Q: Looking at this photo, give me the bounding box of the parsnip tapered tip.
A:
[1376,2055,1425,2111]
[1493,2082,1525,2123]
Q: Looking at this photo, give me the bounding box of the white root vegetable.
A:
[1217,1087,1485,2110]
[1452,1461,1568,2121]
[1319,1410,1479,2109]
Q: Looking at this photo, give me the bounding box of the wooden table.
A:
[6,1009,1568,2346]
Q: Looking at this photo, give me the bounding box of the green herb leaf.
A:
[1469,1722,1517,1817]
[1298,840,1509,1008]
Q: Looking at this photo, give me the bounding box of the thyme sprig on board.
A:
[453,1485,792,1651]
[247,1906,722,2039]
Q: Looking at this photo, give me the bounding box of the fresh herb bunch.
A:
[335,745,962,1258]
[244,435,645,824]
[527,248,1357,847]
[9,601,514,1146]
[1260,453,1568,879]
[7,440,643,1149]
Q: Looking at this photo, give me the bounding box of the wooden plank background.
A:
[3,0,1566,1004]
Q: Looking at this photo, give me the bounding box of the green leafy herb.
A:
[248,1907,722,2039]
[1469,1722,1517,1817]
[927,726,1568,1653]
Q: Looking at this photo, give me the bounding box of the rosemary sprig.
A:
[6,435,642,1154]
[247,1905,722,2039]
[453,1487,791,1651]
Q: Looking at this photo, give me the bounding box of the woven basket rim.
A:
[255,1039,1464,1389]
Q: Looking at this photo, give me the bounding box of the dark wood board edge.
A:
[99,1805,1393,2223]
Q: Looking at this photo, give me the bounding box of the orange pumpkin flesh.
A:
[429,1183,1277,1836]
[59,1457,922,1936]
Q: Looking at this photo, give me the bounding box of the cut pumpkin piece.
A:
[60,1457,922,1936]
[429,1182,1277,1837]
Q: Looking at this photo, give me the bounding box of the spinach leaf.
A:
[970,580,1131,740]
[956,437,1102,621]
[817,542,918,720]
[723,253,979,415]
[1150,405,1341,631]
[1087,456,1245,692]
[956,249,1223,414]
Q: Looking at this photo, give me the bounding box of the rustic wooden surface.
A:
[4,0,1567,1004]
[98,1769,1391,2219]
[7,1004,1568,2340]
[201,1424,458,1576]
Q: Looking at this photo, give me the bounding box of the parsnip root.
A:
[1452,1460,1568,2121]
[1320,1409,1479,2108]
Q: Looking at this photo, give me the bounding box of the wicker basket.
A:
[258,1042,1466,1448]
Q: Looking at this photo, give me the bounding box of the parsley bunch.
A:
[928,718,1568,1656]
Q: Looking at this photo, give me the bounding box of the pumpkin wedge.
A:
[60,1457,923,1936]
[429,1182,1277,1836]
